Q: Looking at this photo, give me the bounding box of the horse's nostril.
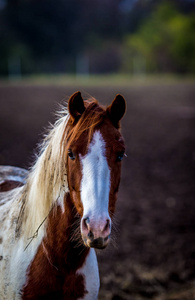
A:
[88,230,94,240]
[104,219,110,233]
[82,216,111,241]
[85,217,90,225]
[82,217,90,232]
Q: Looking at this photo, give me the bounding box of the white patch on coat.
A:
[0,187,45,300]
[80,131,111,224]
[77,249,100,300]
[0,165,28,185]
[0,175,25,184]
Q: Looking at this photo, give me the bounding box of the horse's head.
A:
[65,92,126,249]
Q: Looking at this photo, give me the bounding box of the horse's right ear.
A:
[68,91,85,123]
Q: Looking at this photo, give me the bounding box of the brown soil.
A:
[0,82,195,299]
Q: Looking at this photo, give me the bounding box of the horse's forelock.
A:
[62,100,106,159]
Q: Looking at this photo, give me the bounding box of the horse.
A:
[0,91,126,299]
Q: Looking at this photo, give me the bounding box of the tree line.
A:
[0,0,194,77]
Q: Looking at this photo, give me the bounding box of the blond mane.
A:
[16,109,69,239]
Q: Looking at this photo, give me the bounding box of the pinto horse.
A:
[0,91,126,299]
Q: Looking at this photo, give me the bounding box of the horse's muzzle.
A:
[81,216,111,249]
[83,235,110,249]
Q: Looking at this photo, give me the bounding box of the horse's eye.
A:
[68,149,76,160]
[117,151,125,162]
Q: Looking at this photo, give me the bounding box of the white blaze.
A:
[80,131,111,222]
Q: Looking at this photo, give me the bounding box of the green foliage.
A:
[122,2,195,74]
[0,0,194,76]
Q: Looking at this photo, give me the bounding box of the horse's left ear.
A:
[68,91,85,123]
[107,94,126,128]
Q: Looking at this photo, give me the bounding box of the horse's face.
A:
[66,92,126,249]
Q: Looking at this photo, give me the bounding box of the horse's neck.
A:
[22,194,90,297]
[25,193,89,279]
[42,193,89,270]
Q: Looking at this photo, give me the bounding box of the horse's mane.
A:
[16,98,107,241]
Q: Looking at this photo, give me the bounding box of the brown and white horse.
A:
[0,91,126,299]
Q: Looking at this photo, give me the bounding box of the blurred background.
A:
[0,0,195,299]
[0,0,195,77]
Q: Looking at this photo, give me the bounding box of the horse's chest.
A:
[22,249,99,300]
[23,272,87,299]
[77,249,100,300]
